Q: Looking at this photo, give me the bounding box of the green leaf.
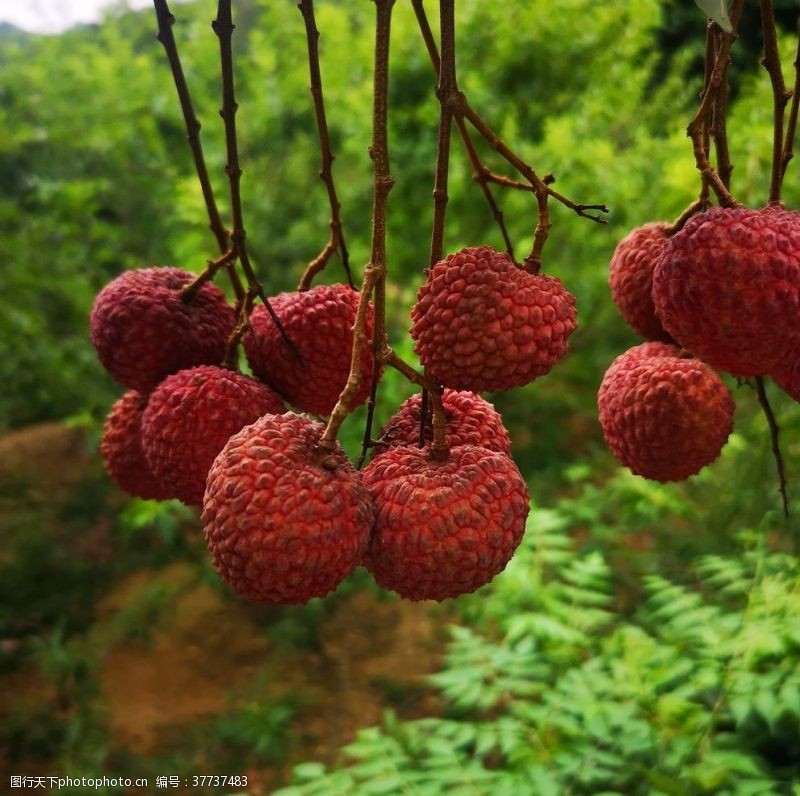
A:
[694,0,733,32]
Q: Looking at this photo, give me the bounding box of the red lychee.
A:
[410,246,577,391]
[141,365,285,506]
[362,445,530,601]
[771,356,800,402]
[244,284,375,417]
[100,391,172,501]
[376,389,511,456]
[652,206,800,377]
[90,267,235,393]
[597,342,734,482]
[202,413,374,605]
[608,222,673,342]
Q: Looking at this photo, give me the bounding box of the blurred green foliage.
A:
[276,510,800,796]
[2,0,800,792]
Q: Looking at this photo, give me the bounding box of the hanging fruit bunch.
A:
[91,0,607,605]
[599,0,800,516]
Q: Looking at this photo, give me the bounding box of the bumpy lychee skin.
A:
[141,365,285,506]
[598,342,734,482]
[362,445,530,601]
[609,222,673,342]
[244,284,375,417]
[90,267,236,393]
[652,206,800,377]
[772,356,800,402]
[202,413,374,605]
[100,391,173,501]
[377,389,511,456]
[410,246,577,391]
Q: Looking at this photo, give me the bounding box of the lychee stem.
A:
[212,0,296,359]
[779,21,800,183]
[755,376,790,520]
[711,25,734,191]
[415,0,459,457]
[180,248,238,302]
[152,0,244,303]
[686,0,744,208]
[760,0,792,203]
[412,0,609,256]
[320,0,447,464]
[318,0,396,458]
[411,0,516,261]
[296,0,353,292]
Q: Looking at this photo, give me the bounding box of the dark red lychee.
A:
[202,413,374,605]
[377,389,511,456]
[141,365,285,506]
[597,342,734,482]
[652,206,800,377]
[771,356,800,402]
[410,246,577,391]
[362,445,530,601]
[608,222,673,342]
[244,284,375,417]
[90,267,235,393]
[100,391,172,500]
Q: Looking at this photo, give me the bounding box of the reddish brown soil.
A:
[0,423,448,792]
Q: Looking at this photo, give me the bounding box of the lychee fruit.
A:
[771,356,800,402]
[376,389,511,456]
[244,284,375,417]
[202,412,374,605]
[141,365,285,506]
[608,222,673,342]
[361,445,530,601]
[90,267,236,393]
[100,391,173,501]
[652,206,800,377]
[410,246,577,391]
[597,342,734,482]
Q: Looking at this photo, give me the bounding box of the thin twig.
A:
[181,248,237,300]
[212,0,293,352]
[357,369,381,469]
[780,18,800,183]
[152,0,244,302]
[410,0,516,260]
[760,0,792,203]
[479,168,535,191]
[296,0,353,291]
[319,0,396,453]
[700,23,715,205]
[712,26,734,190]
[417,0,460,457]
[755,377,790,518]
[412,0,608,269]
[686,2,745,207]
[667,199,706,236]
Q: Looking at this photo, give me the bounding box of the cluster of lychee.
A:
[601,205,800,482]
[92,244,575,604]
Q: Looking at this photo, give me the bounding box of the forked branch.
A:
[411,0,607,269]
[780,19,800,181]
[760,0,792,203]
[319,0,396,452]
[152,0,244,301]
[296,0,353,291]
[686,0,745,207]
[319,0,445,460]
[212,0,292,354]
[410,0,516,260]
